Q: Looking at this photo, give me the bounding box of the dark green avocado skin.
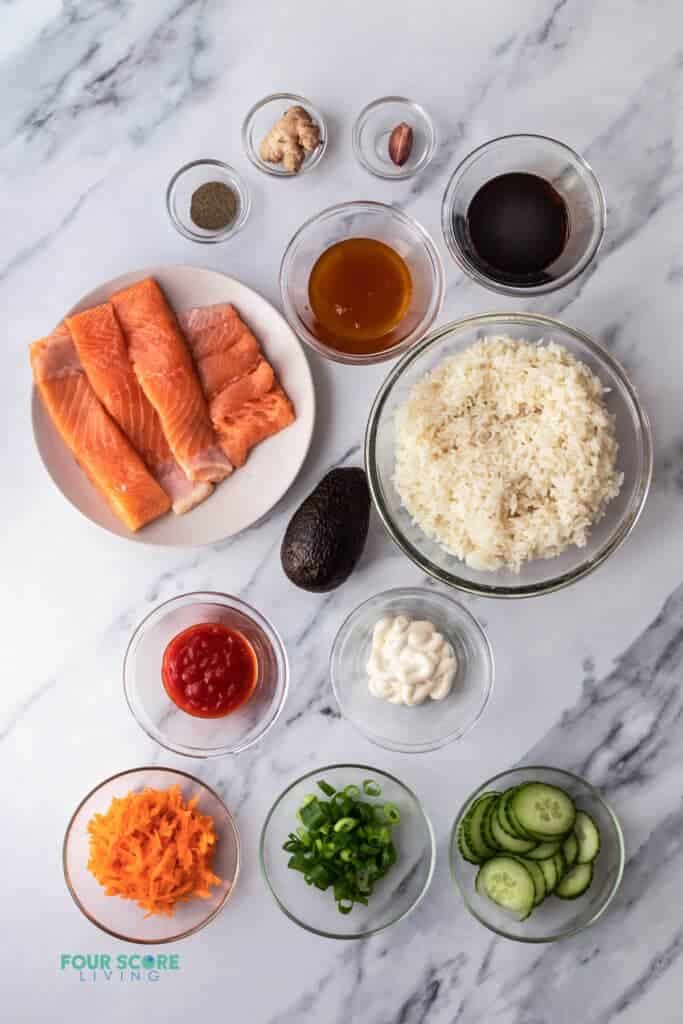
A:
[281,468,371,592]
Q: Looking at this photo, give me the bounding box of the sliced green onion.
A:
[334,817,358,833]
[363,779,382,797]
[383,803,401,824]
[285,778,400,915]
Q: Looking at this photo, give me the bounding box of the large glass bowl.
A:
[365,313,653,598]
[441,134,606,296]
[449,766,625,942]
[279,201,445,365]
[260,764,435,938]
[63,767,240,943]
[124,592,289,756]
[330,587,494,753]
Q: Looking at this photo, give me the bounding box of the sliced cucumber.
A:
[537,855,558,894]
[475,856,536,920]
[511,783,576,839]
[490,811,537,854]
[497,788,534,840]
[555,862,594,900]
[562,832,579,869]
[463,793,499,861]
[574,811,601,864]
[512,857,546,905]
[553,851,566,883]
[482,797,500,852]
[456,819,482,864]
[525,839,561,861]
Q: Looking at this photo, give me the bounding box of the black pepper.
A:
[190,181,238,231]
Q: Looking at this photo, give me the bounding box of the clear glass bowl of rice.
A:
[365,313,653,598]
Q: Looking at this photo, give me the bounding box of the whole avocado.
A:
[281,467,371,592]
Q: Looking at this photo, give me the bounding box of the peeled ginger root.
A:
[259,105,322,174]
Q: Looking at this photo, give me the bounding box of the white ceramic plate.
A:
[31,265,315,546]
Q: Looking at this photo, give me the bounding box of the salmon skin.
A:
[30,324,171,532]
[179,303,296,467]
[110,278,232,484]
[66,302,212,515]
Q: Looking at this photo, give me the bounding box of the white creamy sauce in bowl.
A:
[366,614,457,706]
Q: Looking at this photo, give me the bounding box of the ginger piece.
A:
[259,105,322,174]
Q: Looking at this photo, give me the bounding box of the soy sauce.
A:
[466,172,568,285]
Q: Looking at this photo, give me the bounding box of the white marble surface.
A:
[3,1,683,1020]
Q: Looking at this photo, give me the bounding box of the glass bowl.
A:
[260,764,435,938]
[330,587,493,753]
[242,92,327,177]
[449,766,625,942]
[280,201,445,365]
[124,592,289,757]
[365,313,653,598]
[442,134,606,295]
[63,767,240,943]
[353,96,436,180]
[166,159,251,243]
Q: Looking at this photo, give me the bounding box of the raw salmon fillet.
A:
[30,324,171,531]
[110,279,232,484]
[212,384,296,468]
[179,303,296,467]
[66,303,212,515]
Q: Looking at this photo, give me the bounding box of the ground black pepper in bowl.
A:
[190,181,238,231]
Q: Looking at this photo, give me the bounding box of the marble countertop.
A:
[3,1,683,1021]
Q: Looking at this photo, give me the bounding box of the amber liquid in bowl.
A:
[308,237,412,355]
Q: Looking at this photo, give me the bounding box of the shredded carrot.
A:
[87,785,222,917]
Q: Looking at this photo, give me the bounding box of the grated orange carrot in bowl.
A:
[87,784,222,917]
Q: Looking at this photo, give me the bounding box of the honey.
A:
[307,237,412,355]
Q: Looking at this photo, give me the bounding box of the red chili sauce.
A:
[162,622,258,718]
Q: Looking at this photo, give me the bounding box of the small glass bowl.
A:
[166,159,251,243]
[330,587,494,753]
[260,764,435,938]
[442,134,606,295]
[280,201,445,365]
[450,766,625,942]
[366,313,653,598]
[242,92,327,177]
[63,767,240,943]
[124,592,289,757]
[353,96,436,180]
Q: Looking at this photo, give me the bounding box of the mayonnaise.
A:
[366,614,457,706]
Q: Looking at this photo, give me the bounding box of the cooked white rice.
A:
[394,336,623,572]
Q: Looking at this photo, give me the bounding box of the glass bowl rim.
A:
[365,311,653,599]
[352,95,437,181]
[165,159,251,244]
[441,132,607,296]
[329,585,495,752]
[449,764,625,942]
[62,765,241,944]
[279,199,445,365]
[123,590,290,757]
[241,92,328,178]
[259,761,436,938]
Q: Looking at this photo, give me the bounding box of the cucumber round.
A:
[456,819,481,864]
[574,811,601,864]
[462,793,499,861]
[553,850,566,883]
[555,862,594,900]
[562,832,579,869]
[490,811,537,854]
[524,839,561,861]
[537,855,558,894]
[512,857,546,905]
[482,797,500,852]
[497,788,534,840]
[475,856,536,920]
[511,783,576,839]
